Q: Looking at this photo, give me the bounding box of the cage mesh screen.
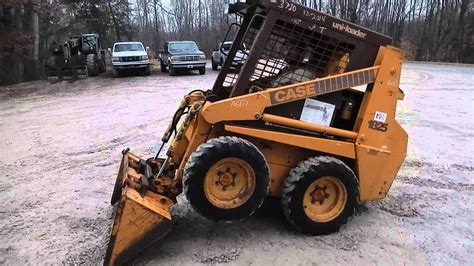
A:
[222,16,263,89]
[221,16,356,92]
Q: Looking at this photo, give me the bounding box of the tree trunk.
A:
[107,0,121,41]
[32,1,40,79]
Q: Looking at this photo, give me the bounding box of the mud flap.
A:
[104,187,173,266]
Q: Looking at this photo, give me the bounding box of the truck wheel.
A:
[169,66,176,76]
[281,156,359,235]
[212,60,218,71]
[199,67,206,75]
[144,66,151,76]
[184,136,270,221]
[160,60,167,72]
[112,68,119,78]
[99,58,106,73]
[86,54,99,77]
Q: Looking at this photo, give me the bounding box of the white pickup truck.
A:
[211,41,248,71]
[111,42,151,77]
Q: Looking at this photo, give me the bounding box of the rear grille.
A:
[119,56,141,62]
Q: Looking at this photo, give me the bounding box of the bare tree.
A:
[1,0,473,84]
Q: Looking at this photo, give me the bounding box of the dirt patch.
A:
[194,247,242,264]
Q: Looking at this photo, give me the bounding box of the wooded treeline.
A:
[1,0,472,85]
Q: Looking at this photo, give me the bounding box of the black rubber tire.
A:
[212,60,218,71]
[144,66,151,76]
[160,60,167,72]
[199,67,206,75]
[112,68,119,78]
[281,156,359,235]
[86,54,99,77]
[183,136,270,221]
[98,58,106,73]
[169,65,176,76]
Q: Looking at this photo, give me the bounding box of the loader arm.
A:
[202,66,380,124]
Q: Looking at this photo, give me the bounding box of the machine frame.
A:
[104,1,408,265]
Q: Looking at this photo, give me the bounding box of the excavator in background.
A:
[45,33,106,83]
[105,0,408,264]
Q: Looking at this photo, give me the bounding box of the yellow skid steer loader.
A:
[105,0,408,264]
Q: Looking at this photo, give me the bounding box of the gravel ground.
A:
[0,62,473,265]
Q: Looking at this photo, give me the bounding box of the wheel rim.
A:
[303,176,347,223]
[203,157,256,209]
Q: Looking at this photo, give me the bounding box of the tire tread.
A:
[281,156,359,235]
[184,136,269,221]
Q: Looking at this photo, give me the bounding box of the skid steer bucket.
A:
[105,152,174,266]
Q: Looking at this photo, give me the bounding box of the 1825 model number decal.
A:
[368,120,388,132]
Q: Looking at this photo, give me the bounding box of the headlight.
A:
[142,55,149,60]
[112,57,119,62]
[170,56,179,63]
[199,55,206,60]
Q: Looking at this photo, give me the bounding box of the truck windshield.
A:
[169,42,198,52]
[82,35,96,50]
[114,43,144,52]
